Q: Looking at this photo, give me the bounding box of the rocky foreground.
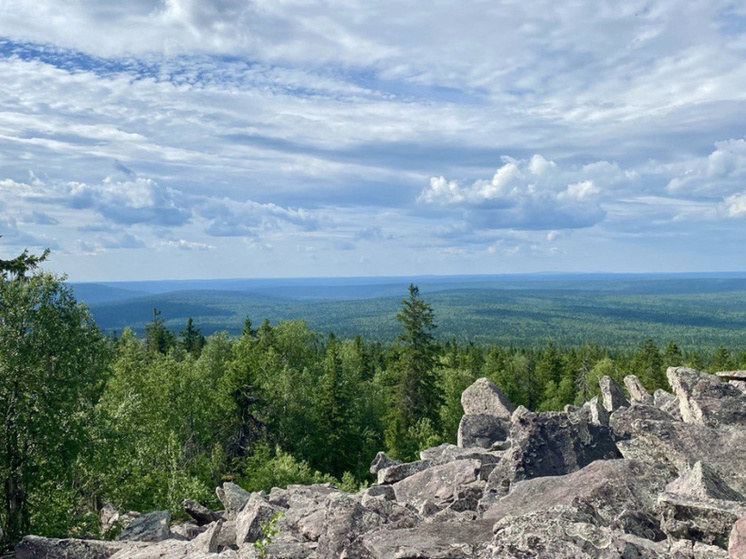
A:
[16,367,746,558]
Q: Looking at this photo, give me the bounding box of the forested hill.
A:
[74,273,746,349]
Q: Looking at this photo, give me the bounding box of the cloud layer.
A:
[1,1,746,279]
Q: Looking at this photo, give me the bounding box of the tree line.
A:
[1,252,744,548]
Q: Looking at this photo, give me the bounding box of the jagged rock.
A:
[666,461,745,502]
[614,417,746,497]
[730,515,746,558]
[420,443,503,466]
[484,408,621,498]
[483,459,669,541]
[460,377,515,419]
[457,414,510,449]
[15,536,134,559]
[369,451,401,474]
[654,388,683,419]
[377,459,432,484]
[624,374,654,405]
[716,370,746,381]
[191,519,223,553]
[588,395,609,426]
[183,498,220,526]
[169,520,205,540]
[392,459,481,511]
[667,366,746,428]
[109,539,238,558]
[216,482,252,519]
[486,507,670,559]
[268,483,339,509]
[235,493,281,547]
[361,484,396,502]
[609,401,680,439]
[659,492,746,549]
[360,520,493,558]
[599,375,629,412]
[315,492,419,559]
[116,510,170,543]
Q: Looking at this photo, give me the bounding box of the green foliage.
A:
[237,444,336,493]
[253,511,283,559]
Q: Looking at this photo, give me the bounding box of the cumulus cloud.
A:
[418,155,609,231]
[667,139,746,197]
[199,197,321,238]
[724,192,746,218]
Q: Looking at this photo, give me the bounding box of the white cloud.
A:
[160,239,216,250]
[667,139,746,197]
[724,192,746,218]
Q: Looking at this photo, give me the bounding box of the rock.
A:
[624,374,654,405]
[716,370,746,381]
[730,515,746,558]
[109,539,237,559]
[360,520,493,559]
[392,459,481,511]
[460,377,515,419]
[183,498,219,526]
[420,443,503,466]
[216,482,252,519]
[667,366,746,428]
[235,493,281,547]
[191,519,223,553]
[599,375,629,412]
[99,502,122,537]
[666,461,745,502]
[588,395,609,426]
[15,536,133,559]
[377,459,432,485]
[457,414,510,449]
[116,510,170,543]
[169,520,204,540]
[485,408,621,497]
[369,451,401,474]
[609,401,681,439]
[483,459,669,541]
[654,388,683,419]
[659,492,746,549]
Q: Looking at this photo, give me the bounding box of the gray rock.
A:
[716,370,746,381]
[654,388,683,419]
[667,366,746,428]
[609,401,680,439]
[361,484,396,502]
[483,459,669,541]
[377,459,432,485]
[235,493,281,547]
[659,492,746,549]
[216,482,252,519]
[665,461,744,502]
[460,377,515,419]
[15,536,132,559]
[109,539,236,559]
[191,519,222,553]
[730,515,746,559]
[485,408,621,497]
[392,459,481,511]
[183,498,219,526]
[624,374,654,405]
[420,443,503,466]
[116,510,170,543]
[360,520,493,559]
[369,451,401,474]
[588,395,609,426]
[599,375,629,412]
[457,414,510,449]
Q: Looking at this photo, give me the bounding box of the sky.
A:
[2,0,746,281]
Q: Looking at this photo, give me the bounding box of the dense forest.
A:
[1,252,745,550]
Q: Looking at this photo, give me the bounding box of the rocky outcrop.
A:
[16,369,746,558]
[116,510,171,543]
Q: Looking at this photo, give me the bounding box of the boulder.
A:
[659,493,746,550]
[235,493,281,547]
[360,520,493,559]
[483,459,669,541]
[624,374,654,405]
[183,498,219,526]
[377,459,432,485]
[730,515,746,559]
[588,395,609,426]
[216,482,252,519]
[460,378,515,419]
[369,451,400,474]
[599,375,629,412]
[392,459,481,511]
[667,366,746,428]
[191,519,223,553]
[420,443,503,467]
[457,414,510,449]
[15,536,133,559]
[654,388,683,419]
[109,539,237,559]
[665,461,744,502]
[116,510,170,543]
[484,408,621,498]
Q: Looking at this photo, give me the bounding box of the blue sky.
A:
[2,0,746,281]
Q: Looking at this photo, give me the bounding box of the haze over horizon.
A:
[2,1,746,282]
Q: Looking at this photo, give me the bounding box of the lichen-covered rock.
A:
[392,459,481,511]
[15,536,134,559]
[483,459,669,541]
[216,482,252,519]
[377,459,432,484]
[624,374,654,405]
[183,499,220,526]
[600,375,629,412]
[420,443,503,466]
[588,395,609,426]
[667,366,746,428]
[235,493,281,547]
[116,510,170,543]
[729,515,746,559]
[665,461,744,502]
[457,414,510,449]
[659,492,746,550]
[369,451,401,474]
[460,378,515,419]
